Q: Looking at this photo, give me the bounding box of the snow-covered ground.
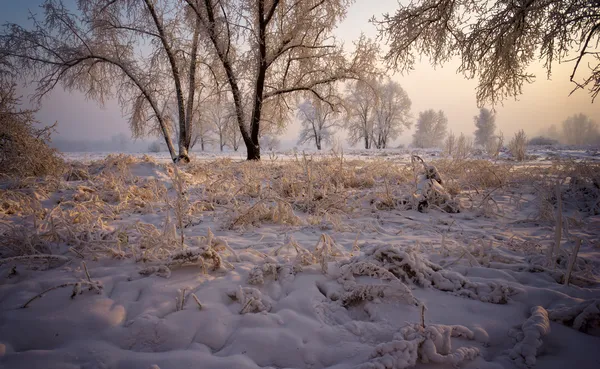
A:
[1,150,599,369]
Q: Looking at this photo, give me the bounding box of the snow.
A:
[1,149,600,369]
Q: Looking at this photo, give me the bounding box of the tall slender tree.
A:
[297,98,338,150]
[0,0,213,162]
[185,0,379,160]
[345,80,378,149]
[372,78,412,149]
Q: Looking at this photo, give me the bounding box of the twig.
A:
[82,261,92,282]
[564,239,582,286]
[191,292,202,310]
[21,280,100,308]
[0,254,69,266]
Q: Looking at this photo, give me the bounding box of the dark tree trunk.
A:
[246,142,260,160]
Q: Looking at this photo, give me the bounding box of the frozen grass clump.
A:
[230,286,272,314]
[229,199,302,229]
[138,228,238,277]
[362,323,483,369]
[409,156,459,213]
[336,261,418,307]
[248,262,281,285]
[509,306,550,367]
[548,299,600,335]
[354,244,516,304]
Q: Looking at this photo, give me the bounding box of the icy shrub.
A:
[410,156,459,213]
[0,82,64,177]
[508,130,528,161]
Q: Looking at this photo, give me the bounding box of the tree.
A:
[226,116,243,152]
[473,108,496,146]
[561,113,600,145]
[184,0,379,160]
[412,109,447,148]
[372,78,412,149]
[260,135,280,152]
[374,0,600,104]
[297,98,338,150]
[204,96,233,151]
[345,80,378,149]
[0,0,212,162]
[212,111,230,152]
[191,114,216,151]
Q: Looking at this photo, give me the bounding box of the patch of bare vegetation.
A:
[0,82,64,178]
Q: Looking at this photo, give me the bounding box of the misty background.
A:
[2,0,598,152]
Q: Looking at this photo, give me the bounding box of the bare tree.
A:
[561,113,600,145]
[297,98,338,150]
[226,117,243,151]
[185,1,379,160]
[260,134,280,152]
[372,78,412,149]
[204,95,234,151]
[374,0,600,104]
[474,108,496,147]
[412,109,447,148]
[0,0,213,162]
[191,114,216,151]
[345,80,378,149]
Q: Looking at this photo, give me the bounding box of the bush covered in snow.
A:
[0,82,64,177]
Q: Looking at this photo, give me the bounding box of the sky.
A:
[2,0,599,147]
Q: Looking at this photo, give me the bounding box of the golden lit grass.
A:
[2,154,599,262]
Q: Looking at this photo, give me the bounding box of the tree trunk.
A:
[162,131,177,161]
[180,15,202,164]
[246,141,260,160]
[145,0,188,161]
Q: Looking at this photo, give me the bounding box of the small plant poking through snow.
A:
[231,286,272,314]
[139,228,238,277]
[362,323,484,369]
[509,306,551,367]
[313,233,345,274]
[248,262,281,285]
[272,235,317,267]
[0,254,70,269]
[355,244,516,304]
[21,262,102,308]
[548,299,600,334]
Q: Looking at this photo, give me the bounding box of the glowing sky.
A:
[2,0,598,146]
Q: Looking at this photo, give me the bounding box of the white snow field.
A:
[1,149,599,369]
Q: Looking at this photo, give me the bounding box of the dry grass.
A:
[2,153,599,275]
[508,130,528,161]
[0,82,65,177]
